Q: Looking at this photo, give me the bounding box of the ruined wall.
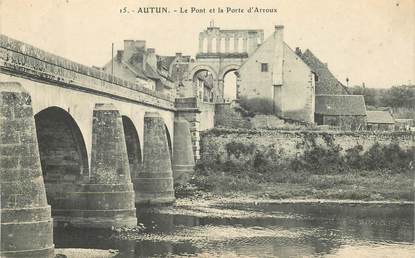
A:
[198,27,263,54]
[200,128,414,163]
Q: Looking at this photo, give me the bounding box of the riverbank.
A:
[176,169,414,202]
[54,248,117,258]
[187,128,414,202]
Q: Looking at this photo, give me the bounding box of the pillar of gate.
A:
[134,112,175,205]
[78,103,136,227]
[0,82,54,257]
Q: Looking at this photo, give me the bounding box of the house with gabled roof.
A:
[158,53,194,98]
[315,95,367,130]
[237,26,316,123]
[296,48,349,95]
[366,110,395,131]
[102,40,175,96]
[294,47,370,129]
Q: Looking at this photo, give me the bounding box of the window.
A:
[261,63,268,72]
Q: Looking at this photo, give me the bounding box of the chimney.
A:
[175,52,182,57]
[295,47,302,56]
[274,25,284,41]
[146,48,157,71]
[272,25,284,86]
[123,40,146,61]
[116,50,123,62]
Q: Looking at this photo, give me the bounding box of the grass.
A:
[176,166,414,202]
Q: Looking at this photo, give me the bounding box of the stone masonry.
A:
[83,103,137,227]
[134,112,175,205]
[0,82,54,258]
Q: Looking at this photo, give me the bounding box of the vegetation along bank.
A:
[176,128,414,202]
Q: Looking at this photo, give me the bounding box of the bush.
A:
[293,144,344,174]
[361,142,413,172]
[190,139,414,197]
[292,142,414,174]
[344,144,364,168]
[225,141,255,159]
[238,96,274,115]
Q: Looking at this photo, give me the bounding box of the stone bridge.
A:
[0,35,194,257]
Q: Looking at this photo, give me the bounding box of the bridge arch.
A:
[35,106,89,179]
[122,116,142,180]
[34,106,89,211]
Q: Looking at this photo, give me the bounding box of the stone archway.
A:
[219,64,241,81]
[34,106,89,218]
[220,64,241,102]
[188,65,218,81]
[189,65,218,103]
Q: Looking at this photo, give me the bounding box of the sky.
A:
[1,0,414,88]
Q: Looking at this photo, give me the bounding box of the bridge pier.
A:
[134,112,175,205]
[76,103,137,227]
[172,117,195,184]
[0,82,54,257]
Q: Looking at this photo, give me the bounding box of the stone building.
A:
[238,26,316,123]
[102,40,175,97]
[315,95,367,130]
[158,53,192,97]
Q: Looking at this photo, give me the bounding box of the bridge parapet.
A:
[0,34,174,110]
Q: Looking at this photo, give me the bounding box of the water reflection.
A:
[54,202,414,257]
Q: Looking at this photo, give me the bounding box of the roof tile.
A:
[315,95,367,116]
[366,111,395,124]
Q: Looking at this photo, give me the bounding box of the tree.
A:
[381,85,415,108]
[349,85,381,106]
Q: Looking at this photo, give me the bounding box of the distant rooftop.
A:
[315,95,367,116]
[366,111,395,124]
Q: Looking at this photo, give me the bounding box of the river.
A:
[54,200,414,257]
